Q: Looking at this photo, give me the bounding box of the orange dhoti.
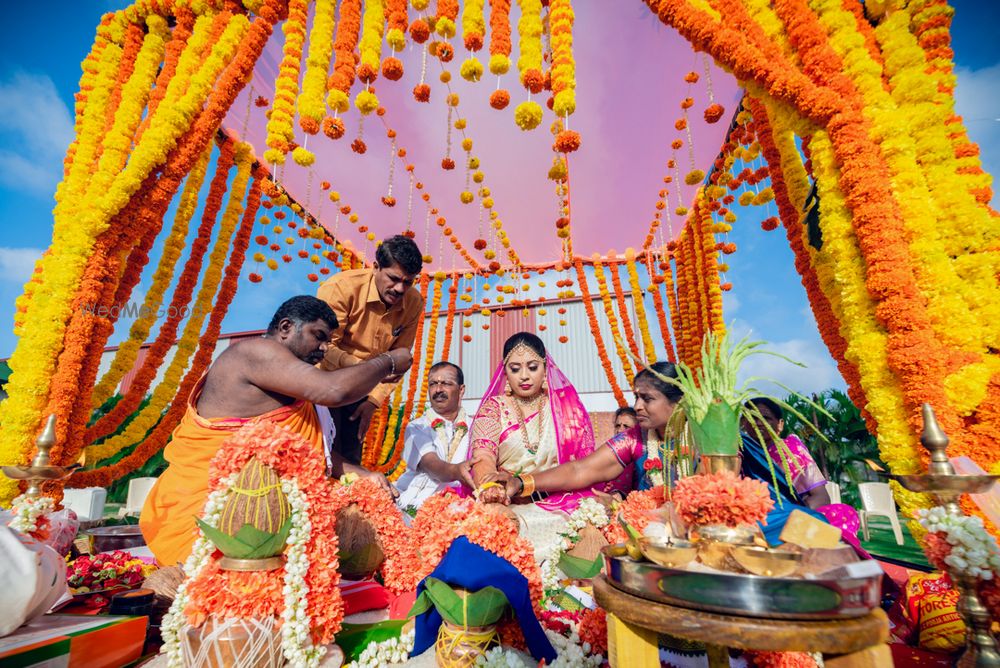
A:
[139,382,323,566]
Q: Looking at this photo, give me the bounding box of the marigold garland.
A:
[574,259,627,405]
[265,0,307,163]
[624,248,657,364]
[71,161,266,489]
[85,143,254,464]
[606,258,642,361]
[440,273,459,362]
[326,0,362,115]
[356,0,385,91]
[296,0,336,134]
[85,140,239,445]
[549,0,576,117]
[91,145,212,408]
[592,254,635,385]
[416,275,445,417]
[516,0,543,91]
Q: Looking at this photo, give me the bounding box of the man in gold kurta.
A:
[317,235,424,465]
[139,296,411,566]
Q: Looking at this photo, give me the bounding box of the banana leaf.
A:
[557,552,603,580]
[195,517,290,559]
[408,577,509,627]
[336,620,408,662]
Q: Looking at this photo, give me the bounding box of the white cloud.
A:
[723,317,841,397]
[954,62,1000,207]
[0,247,43,284]
[0,72,73,198]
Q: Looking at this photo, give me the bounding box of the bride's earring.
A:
[504,380,513,396]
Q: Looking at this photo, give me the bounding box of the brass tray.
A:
[602,544,882,620]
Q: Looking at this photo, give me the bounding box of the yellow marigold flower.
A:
[489,54,511,75]
[739,191,754,206]
[267,259,279,270]
[460,57,484,82]
[273,226,283,234]
[455,118,468,130]
[292,147,315,166]
[355,90,379,115]
[329,191,340,202]
[468,156,480,169]
[461,138,473,151]
[482,197,494,209]
[436,17,456,38]
[484,249,496,259]
[253,252,266,262]
[440,70,452,83]
[349,214,358,222]
[460,191,475,204]
[327,89,349,113]
[264,148,285,165]
[684,169,705,186]
[387,28,405,51]
[514,100,543,131]
[553,89,576,117]
[473,171,485,183]
[310,254,321,264]
[724,212,737,223]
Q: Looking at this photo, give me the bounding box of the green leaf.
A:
[336,620,407,662]
[195,517,290,559]
[408,591,434,618]
[422,577,509,627]
[557,552,604,580]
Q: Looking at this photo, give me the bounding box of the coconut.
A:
[335,504,384,579]
[217,458,290,537]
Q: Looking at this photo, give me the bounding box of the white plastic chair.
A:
[119,477,158,517]
[62,487,107,522]
[825,481,842,505]
[858,482,904,546]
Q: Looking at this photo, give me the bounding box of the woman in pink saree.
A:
[468,333,613,521]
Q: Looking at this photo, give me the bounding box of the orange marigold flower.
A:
[322,117,346,140]
[680,97,694,110]
[410,18,430,43]
[761,216,780,231]
[671,139,683,150]
[674,118,688,131]
[521,68,544,94]
[254,95,270,107]
[381,196,396,207]
[490,89,510,110]
[413,83,431,102]
[307,273,319,282]
[382,57,404,81]
[249,273,263,283]
[554,129,581,153]
[704,103,726,124]
[269,243,281,252]
[299,116,319,135]
[463,334,472,342]
[357,63,378,84]
[320,181,331,190]
[474,239,488,250]
[441,157,455,170]
[255,235,268,245]
[351,138,367,154]
[437,42,454,62]
[684,71,699,83]
[283,254,293,263]
[558,335,569,343]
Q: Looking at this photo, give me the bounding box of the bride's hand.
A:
[478,483,508,505]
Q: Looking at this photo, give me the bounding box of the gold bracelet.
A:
[518,473,535,498]
[474,481,501,501]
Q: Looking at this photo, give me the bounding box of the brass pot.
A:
[182,616,282,668]
[434,620,499,668]
[698,454,742,475]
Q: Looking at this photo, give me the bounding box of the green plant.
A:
[781,389,884,507]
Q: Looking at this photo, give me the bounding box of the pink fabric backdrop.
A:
[227,4,742,269]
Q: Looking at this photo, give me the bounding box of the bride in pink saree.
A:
[467,333,611,554]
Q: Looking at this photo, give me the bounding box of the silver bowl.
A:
[85,525,146,554]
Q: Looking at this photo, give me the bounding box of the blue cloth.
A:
[741,433,828,545]
[411,536,557,663]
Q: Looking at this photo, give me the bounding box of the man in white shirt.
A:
[396,361,477,515]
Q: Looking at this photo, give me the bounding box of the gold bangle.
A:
[474,481,501,501]
[519,474,535,498]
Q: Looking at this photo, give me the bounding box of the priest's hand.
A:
[381,348,413,384]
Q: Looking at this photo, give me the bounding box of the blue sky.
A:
[0,1,997,398]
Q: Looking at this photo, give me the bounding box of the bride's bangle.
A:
[518,473,535,498]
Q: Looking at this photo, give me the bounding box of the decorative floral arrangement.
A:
[67,551,156,594]
[917,507,1000,581]
[540,498,611,594]
[161,420,343,668]
[604,487,666,544]
[330,475,421,593]
[343,628,414,668]
[673,471,773,529]
[572,259,627,405]
[411,492,543,610]
[7,493,55,538]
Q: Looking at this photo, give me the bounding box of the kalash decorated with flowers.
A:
[3,0,1000,666]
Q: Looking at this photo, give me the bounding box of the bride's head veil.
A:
[475,345,596,465]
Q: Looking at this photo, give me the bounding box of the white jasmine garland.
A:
[281,480,325,667]
[542,499,611,599]
[475,646,533,667]
[7,493,56,535]
[917,507,1000,580]
[344,628,415,667]
[162,475,237,667]
[544,626,604,667]
[565,498,610,533]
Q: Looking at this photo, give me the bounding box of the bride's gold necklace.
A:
[512,394,546,455]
